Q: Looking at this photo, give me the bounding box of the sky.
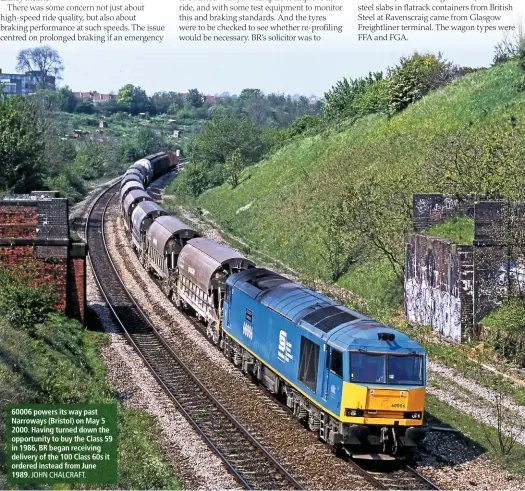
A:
[1,0,525,96]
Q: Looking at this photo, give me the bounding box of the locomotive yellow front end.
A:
[332,329,427,457]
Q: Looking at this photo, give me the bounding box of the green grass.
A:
[426,394,525,475]
[424,217,474,245]
[0,313,179,490]
[165,61,525,284]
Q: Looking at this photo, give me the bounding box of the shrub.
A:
[387,52,459,113]
[0,267,56,332]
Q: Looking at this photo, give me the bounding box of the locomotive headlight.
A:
[345,408,364,417]
[411,412,421,419]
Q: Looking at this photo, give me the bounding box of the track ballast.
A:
[86,184,304,490]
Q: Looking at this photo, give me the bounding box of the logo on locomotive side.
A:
[277,330,293,363]
[242,322,253,340]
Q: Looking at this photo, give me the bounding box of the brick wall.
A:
[67,244,86,325]
[404,234,465,342]
[0,196,86,324]
[0,245,68,313]
[0,205,38,238]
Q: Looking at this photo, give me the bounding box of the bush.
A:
[0,267,56,332]
[387,52,459,113]
[482,299,525,366]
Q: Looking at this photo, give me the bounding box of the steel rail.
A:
[85,181,303,490]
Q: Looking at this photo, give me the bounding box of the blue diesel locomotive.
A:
[119,152,427,458]
[222,268,426,457]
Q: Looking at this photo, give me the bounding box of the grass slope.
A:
[0,313,179,490]
[167,61,525,313]
[424,217,475,245]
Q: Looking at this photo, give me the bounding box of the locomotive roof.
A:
[178,238,255,292]
[147,215,197,256]
[228,268,424,353]
[327,323,424,353]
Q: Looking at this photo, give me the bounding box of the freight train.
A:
[119,152,427,459]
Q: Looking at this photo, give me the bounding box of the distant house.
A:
[74,129,83,138]
[99,121,108,128]
[73,92,115,103]
[0,68,55,95]
[172,130,180,138]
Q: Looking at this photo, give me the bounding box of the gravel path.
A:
[427,363,525,419]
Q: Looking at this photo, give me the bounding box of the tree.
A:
[386,52,459,113]
[0,97,44,192]
[116,84,151,114]
[225,149,244,188]
[318,200,358,282]
[187,88,203,108]
[493,22,525,65]
[324,72,385,120]
[188,114,265,167]
[424,119,525,198]
[136,127,164,157]
[16,46,63,89]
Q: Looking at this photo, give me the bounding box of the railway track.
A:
[86,183,304,491]
[348,460,440,490]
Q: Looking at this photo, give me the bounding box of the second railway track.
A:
[347,460,440,490]
[86,184,304,490]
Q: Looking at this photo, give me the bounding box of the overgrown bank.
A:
[163,60,525,474]
[0,274,179,490]
[167,62,525,316]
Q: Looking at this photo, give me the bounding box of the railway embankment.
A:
[161,199,525,488]
[159,60,525,480]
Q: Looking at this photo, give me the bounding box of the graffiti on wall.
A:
[404,235,466,343]
[405,278,462,342]
[497,259,525,291]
